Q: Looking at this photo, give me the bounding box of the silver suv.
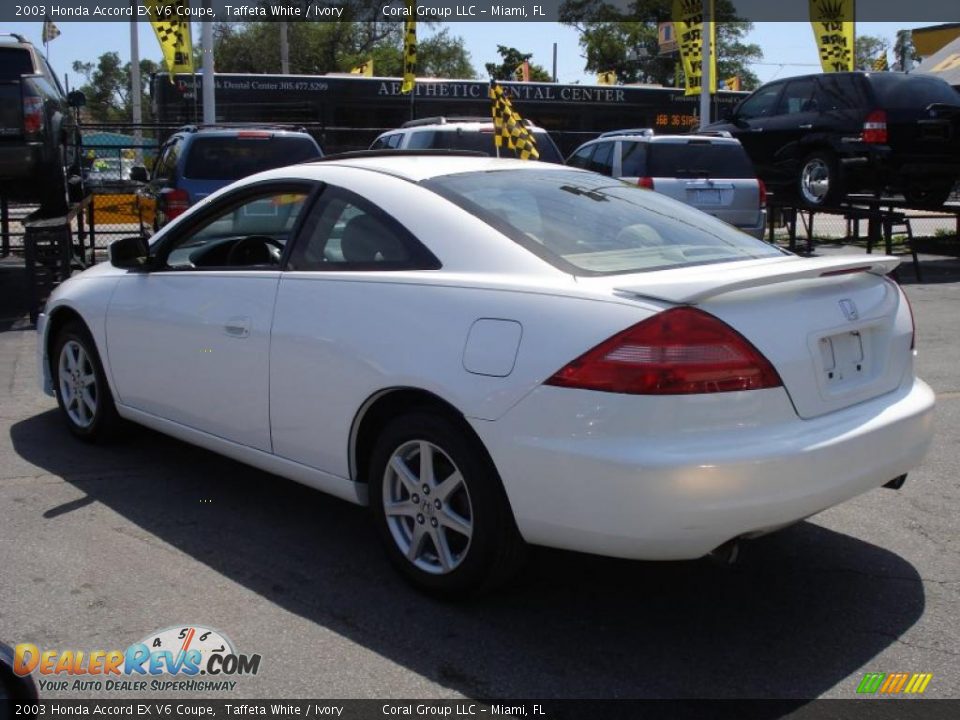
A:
[371,116,564,163]
[567,130,766,238]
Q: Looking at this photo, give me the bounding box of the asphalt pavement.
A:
[0,246,958,702]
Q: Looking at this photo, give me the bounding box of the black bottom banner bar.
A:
[4,700,960,720]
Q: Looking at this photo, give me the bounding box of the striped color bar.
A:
[856,672,932,694]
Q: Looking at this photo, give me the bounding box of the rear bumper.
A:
[472,379,935,560]
[735,209,766,239]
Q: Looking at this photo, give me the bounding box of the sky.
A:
[1,20,935,91]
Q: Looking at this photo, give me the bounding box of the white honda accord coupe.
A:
[37,154,934,595]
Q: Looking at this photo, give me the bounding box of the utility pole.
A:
[699,0,712,128]
[130,8,142,163]
[280,22,289,74]
[202,7,215,124]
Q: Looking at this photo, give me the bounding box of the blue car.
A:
[134,126,323,229]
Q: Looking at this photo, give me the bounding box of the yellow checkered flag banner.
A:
[490,82,539,161]
[873,53,889,71]
[146,0,195,80]
[401,0,417,94]
[350,59,374,76]
[809,0,855,72]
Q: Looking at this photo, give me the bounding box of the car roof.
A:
[172,127,315,139]
[578,134,741,146]
[296,155,576,182]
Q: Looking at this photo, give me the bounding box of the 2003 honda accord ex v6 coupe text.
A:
[37,153,935,595]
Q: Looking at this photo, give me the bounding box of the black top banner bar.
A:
[5,0,960,23]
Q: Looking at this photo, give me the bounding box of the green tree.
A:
[893,29,920,72]
[855,35,890,70]
[72,52,160,122]
[484,45,552,81]
[560,0,762,90]
[212,22,475,78]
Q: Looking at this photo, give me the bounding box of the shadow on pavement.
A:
[10,409,925,702]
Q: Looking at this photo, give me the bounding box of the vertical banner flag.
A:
[489,82,539,161]
[722,75,741,90]
[597,71,618,85]
[146,0,195,80]
[673,0,717,96]
[350,60,374,76]
[809,0,855,72]
[872,53,888,71]
[42,16,61,44]
[513,61,531,82]
[401,0,417,94]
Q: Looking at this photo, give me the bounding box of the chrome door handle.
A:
[224,317,250,338]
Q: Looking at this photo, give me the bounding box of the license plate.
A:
[693,189,722,205]
[819,330,868,388]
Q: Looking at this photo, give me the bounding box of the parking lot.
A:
[0,245,958,702]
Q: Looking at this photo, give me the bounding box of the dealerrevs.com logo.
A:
[856,672,933,695]
[13,625,261,693]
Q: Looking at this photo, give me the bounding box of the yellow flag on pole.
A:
[401,0,417,94]
[146,0,194,80]
[673,0,717,96]
[597,70,618,85]
[809,0,855,72]
[490,82,539,161]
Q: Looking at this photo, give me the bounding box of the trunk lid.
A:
[594,255,912,419]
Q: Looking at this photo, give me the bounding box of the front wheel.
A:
[369,411,526,597]
[797,151,842,207]
[52,321,123,442]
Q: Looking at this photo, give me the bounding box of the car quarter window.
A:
[161,186,312,270]
[286,185,439,271]
[736,83,783,120]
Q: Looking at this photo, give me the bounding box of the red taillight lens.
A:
[863,109,888,144]
[23,96,44,134]
[637,177,655,189]
[758,179,767,207]
[160,188,190,220]
[545,307,783,395]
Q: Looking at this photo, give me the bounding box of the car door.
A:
[105,182,316,452]
[759,77,820,184]
[270,183,440,478]
[724,81,786,179]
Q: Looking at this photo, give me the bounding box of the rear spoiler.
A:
[614,255,900,304]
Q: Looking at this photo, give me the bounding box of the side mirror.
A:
[129,166,149,183]
[109,236,150,269]
[67,90,86,108]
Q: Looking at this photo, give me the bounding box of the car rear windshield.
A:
[643,141,756,178]
[871,75,960,109]
[423,168,783,276]
[406,129,564,163]
[183,136,320,180]
[0,48,35,80]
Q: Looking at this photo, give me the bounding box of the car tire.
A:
[797,151,842,207]
[51,320,124,443]
[369,410,527,597]
[903,181,953,209]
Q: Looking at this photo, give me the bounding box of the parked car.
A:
[0,33,84,213]
[370,116,564,163]
[38,154,934,595]
[134,125,323,229]
[85,156,133,188]
[704,71,960,208]
[567,130,766,238]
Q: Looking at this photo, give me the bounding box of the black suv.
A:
[0,33,84,213]
[705,71,960,208]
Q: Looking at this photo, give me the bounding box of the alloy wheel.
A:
[58,340,98,428]
[800,158,831,205]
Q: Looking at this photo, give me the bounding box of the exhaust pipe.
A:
[709,539,740,566]
[883,474,907,490]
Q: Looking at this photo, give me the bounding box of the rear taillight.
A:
[545,307,783,395]
[863,109,888,144]
[637,177,655,190]
[758,179,767,207]
[23,96,44,134]
[160,188,190,221]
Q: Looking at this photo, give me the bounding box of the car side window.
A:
[386,133,402,149]
[736,83,783,120]
[288,186,439,271]
[153,139,181,181]
[777,78,818,114]
[619,141,648,177]
[567,144,596,169]
[161,186,312,270]
[588,142,614,176]
[815,75,859,111]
